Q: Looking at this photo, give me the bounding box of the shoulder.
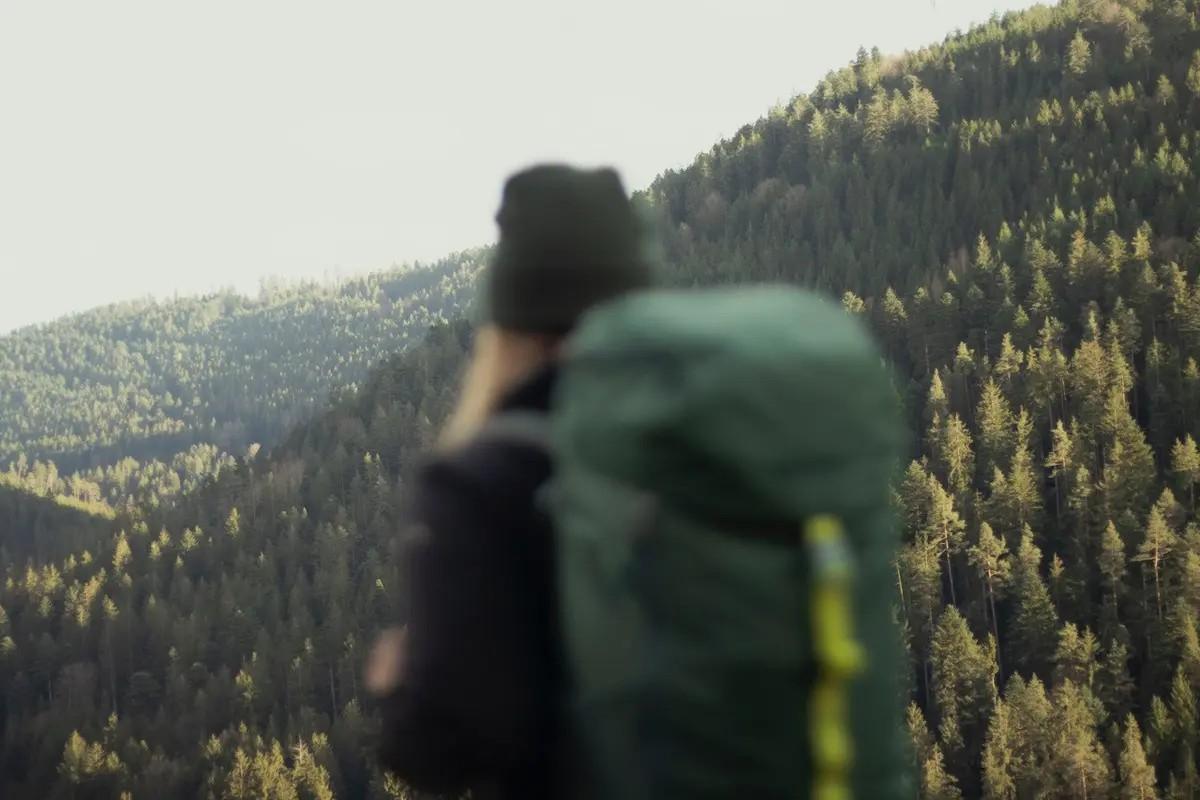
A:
[415,432,552,510]
[403,435,552,557]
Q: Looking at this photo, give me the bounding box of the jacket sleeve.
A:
[378,450,549,792]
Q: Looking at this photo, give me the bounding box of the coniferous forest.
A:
[4,1,1200,796]
[0,252,481,472]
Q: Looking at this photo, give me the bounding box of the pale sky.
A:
[0,0,1042,333]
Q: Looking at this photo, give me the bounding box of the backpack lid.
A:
[552,286,906,526]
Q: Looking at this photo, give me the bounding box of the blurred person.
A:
[366,164,654,800]
[369,163,912,800]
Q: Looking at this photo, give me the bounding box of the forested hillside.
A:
[0,324,470,798]
[644,0,1200,795]
[0,251,481,471]
[3,0,1200,797]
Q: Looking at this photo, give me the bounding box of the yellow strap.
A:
[805,515,864,800]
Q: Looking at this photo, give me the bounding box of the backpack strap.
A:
[804,515,865,800]
[476,410,553,454]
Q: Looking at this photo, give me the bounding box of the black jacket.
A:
[379,368,562,800]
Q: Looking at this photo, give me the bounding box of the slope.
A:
[635,0,1200,794]
[0,250,483,472]
[0,322,471,798]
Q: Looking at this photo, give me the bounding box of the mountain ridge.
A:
[0,250,484,472]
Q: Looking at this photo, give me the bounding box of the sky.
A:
[0,0,1042,333]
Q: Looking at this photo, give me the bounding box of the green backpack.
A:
[505,287,912,799]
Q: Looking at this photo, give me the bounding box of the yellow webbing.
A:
[805,515,864,800]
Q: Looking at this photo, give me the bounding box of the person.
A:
[365,163,654,799]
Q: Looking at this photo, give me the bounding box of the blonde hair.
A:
[439,326,558,449]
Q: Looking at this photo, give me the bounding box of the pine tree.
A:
[1046,420,1076,522]
[1119,714,1159,800]
[908,700,964,799]
[225,507,242,539]
[952,342,978,414]
[1099,640,1135,724]
[899,533,944,691]
[977,379,1016,481]
[1067,31,1092,77]
[931,606,998,765]
[999,674,1055,797]
[1147,694,1175,773]
[969,522,1011,645]
[1045,681,1113,800]
[906,81,940,134]
[981,698,1018,800]
[1053,624,1099,688]
[922,746,965,800]
[292,738,336,800]
[999,413,1043,535]
[1187,50,1200,96]
[59,730,125,795]
[1099,521,1128,601]
[1103,388,1157,517]
[1105,323,1136,400]
[1071,337,1110,458]
[994,333,1024,391]
[863,90,895,150]
[1009,531,1060,676]
[1169,749,1200,800]
[1098,520,1129,638]
[1027,265,1056,321]
[880,287,909,354]
[842,290,867,315]
[928,369,950,423]
[899,460,933,537]
[1172,435,1200,511]
[908,701,937,768]
[939,414,975,497]
[1156,74,1178,107]
[1171,665,1198,751]
[1168,597,1200,686]
[1157,487,1187,534]
[927,475,967,606]
[1135,507,1178,622]
[1029,320,1068,426]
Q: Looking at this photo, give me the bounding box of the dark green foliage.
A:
[0,321,471,798]
[638,0,1200,792]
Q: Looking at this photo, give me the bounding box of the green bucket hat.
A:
[486,164,654,333]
